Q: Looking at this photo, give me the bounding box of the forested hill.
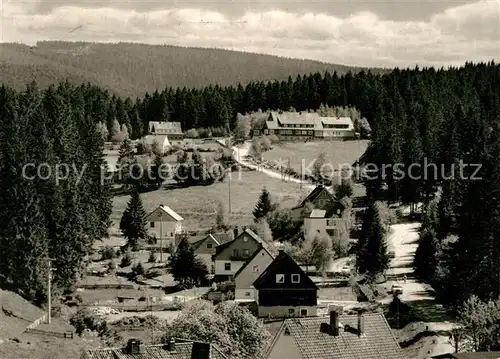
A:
[0,41,387,98]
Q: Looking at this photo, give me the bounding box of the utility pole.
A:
[300,163,302,190]
[159,211,163,263]
[228,171,232,214]
[45,258,54,324]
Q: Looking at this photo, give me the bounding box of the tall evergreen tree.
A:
[120,188,148,251]
[167,238,208,289]
[356,197,390,279]
[253,188,273,222]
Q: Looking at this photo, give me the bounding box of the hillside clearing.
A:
[111,170,308,232]
[262,140,369,176]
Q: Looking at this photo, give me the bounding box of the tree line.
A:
[0,82,112,304]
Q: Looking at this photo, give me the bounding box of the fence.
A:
[78,283,135,290]
[25,328,74,339]
[26,315,47,330]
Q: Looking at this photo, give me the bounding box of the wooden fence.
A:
[78,283,135,290]
[26,315,47,330]
[25,328,74,339]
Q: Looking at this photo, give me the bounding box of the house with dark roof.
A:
[264,309,404,359]
[252,111,355,141]
[253,250,318,318]
[290,185,341,219]
[431,352,500,359]
[212,228,266,282]
[80,338,227,359]
[234,246,275,301]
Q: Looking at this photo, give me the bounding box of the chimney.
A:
[357,312,364,336]
[126,339,144,354]
[329,310,339,336]
[191,342,211,359]
[167,338,176,352]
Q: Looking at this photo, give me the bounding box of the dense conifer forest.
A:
[0,60,499,309]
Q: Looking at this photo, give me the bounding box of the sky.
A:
[1,0,499,68]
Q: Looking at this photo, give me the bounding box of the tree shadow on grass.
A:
[404,298,455,322]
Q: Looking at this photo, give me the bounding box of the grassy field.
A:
[262,140,369,175]
[111,170,308,232]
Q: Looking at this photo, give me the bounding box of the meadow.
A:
[262,139,370,176]
[111,169,310,233]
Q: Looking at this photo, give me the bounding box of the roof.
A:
[295,185,336,209]
[192,234,220,251]
[253,250,318,289]
[262,112,354,132]
[309,209,326,218]
[149,121,183,134]
[147,204,184,222]
[264,313,404,359]
[81,340,228,359]
[319,117,354,128]
[432,352,500,359]
[214,228,265,257]
[233,245,275,279]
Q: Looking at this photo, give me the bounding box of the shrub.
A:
[131,262,145,276]
[120,252,132,268]
[148,251,156,263]
[100,246,115,260]
[107,260,116,272]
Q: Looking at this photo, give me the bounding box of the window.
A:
[150,222,155,228]
[232,249,239,257]
[224,263,231,271]
[291,274,300,283]
[300,309,308,316]
[245,291,251,297]
[288,309,294,314]
[243,237,248,242]
[252,265,260,272]
[276,274,285,283]
[206,243,213,249]
[243,249,250,256]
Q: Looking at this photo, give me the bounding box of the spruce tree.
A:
[414,228,439,281]
[253,188,273,222]
[120,188,148,251]
[356,198,390,279]
[167,238,208,289]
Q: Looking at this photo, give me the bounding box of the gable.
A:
[146,206,183,222]
[234,247,274,286]
[253,251,317,290]
[214,231,261,260]
[193,234,219,252]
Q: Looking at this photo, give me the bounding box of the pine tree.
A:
[356,198,390,279]
[167,238,208,289]
[414,228,439,281]
[120,188,148,251]
[253,188,273,222]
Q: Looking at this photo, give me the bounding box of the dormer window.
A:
[206,243,213,249]
[276,274,285,283]
[291,274,300,283]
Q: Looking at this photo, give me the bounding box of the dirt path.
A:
[383,222,458,356]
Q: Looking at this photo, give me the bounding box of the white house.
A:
[146,204,184,246]
[234,246,274,300]
[303,209,344,239]
[143,134,170,154]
